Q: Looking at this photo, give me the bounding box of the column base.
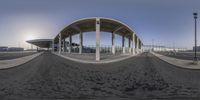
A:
[132,48,135,55]
[193,58,199,65]
[129,48,132,53]
[123,47,125,54]
[79,46,82,54]
[112,46,115,54]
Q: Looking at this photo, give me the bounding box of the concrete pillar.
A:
[96,18,100,61]
[141,44,144,52]
[112,32,115,54]
[52,40,54,52]
[134,36,137,54]
[69,34,72,53]
[65,39,67,52]
[62,39,65,52]
[122,35,125,54]
[136,37,139,54]
[31,44,33,50]
[59,33,61,54]
[64,39,66,52]
[79,32,83,54]
[139,40,141,53]
[37,47,38,52]
[128,37,131,53]
[132,33,135,55]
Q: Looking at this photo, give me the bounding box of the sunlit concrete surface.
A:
[0,51,37,60]
[155,51,200,60]
[152,52,200,69]
[53,52,141,64]
[0,52,43,69]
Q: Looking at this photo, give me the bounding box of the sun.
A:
[25,33,36,41]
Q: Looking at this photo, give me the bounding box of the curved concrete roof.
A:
[26,39,53,48]
[54,17,142,44]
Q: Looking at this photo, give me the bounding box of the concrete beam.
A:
[72,25,82,33]
[113,26,124,33]
[96,18,100,61]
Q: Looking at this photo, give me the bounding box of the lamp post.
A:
[193,12,198,64]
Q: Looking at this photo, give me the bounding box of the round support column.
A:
[52,40,54,52]
[69,34,72,53]
[122,35,125,54]
[59,33,61,54]
[62,39,65,52]
[112,32,115,54]
[136,37,139,54]
[96,18,100,61]
[79,32,83,54]
[128,37,131,53]
[132,33,135,55]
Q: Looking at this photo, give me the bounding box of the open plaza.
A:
[0,0,200,100]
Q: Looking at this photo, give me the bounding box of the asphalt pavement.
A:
[0,52,200,100]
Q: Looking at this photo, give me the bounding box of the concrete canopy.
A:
[54,17,140,43]
[26,39,53,48]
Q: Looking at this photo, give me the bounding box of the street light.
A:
[193,12,198,64]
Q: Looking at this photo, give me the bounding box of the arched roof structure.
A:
[54,17,142,44]
[26,39,53,48]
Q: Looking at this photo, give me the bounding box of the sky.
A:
[0,0,200,49]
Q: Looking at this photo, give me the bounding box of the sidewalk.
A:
[151,52,200,69]
[0,52,43,69]
[53,52,141,64]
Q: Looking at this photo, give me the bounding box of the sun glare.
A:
[25,33,36,41]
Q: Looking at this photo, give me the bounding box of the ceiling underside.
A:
[26,39,53,48]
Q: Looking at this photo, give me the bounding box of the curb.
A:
[151,52,200,70]
[52,52,141,64]
[0,52,43,69]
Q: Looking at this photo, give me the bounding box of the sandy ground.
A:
[0,52,200,100]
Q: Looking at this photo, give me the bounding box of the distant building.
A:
[26,49,37,51]
[0,46,24,52]
[193,46,200,52]
[7,47,24,51]
[143,45,166,51]
[0,46,8,51]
